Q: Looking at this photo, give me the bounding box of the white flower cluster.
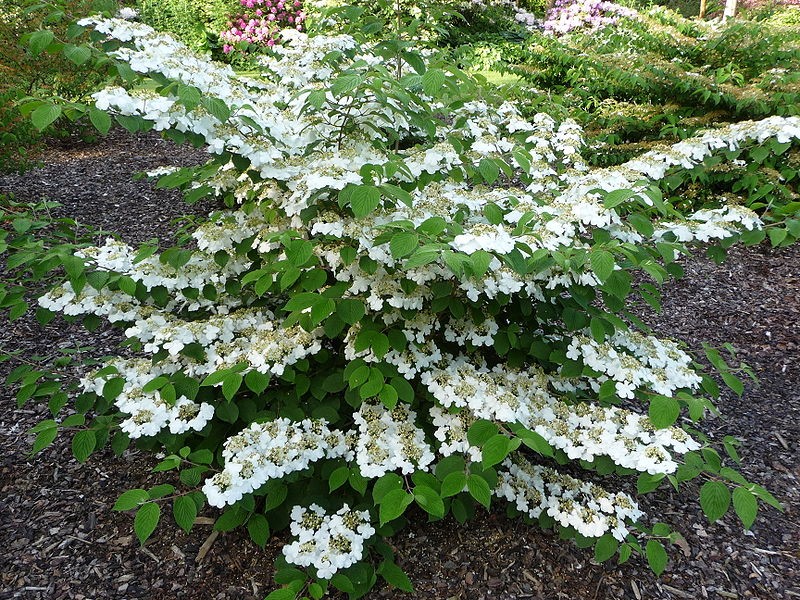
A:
[451,223,516,255]
[203,418,352,507]
[430,406,483,462]
[421,356,699,474]
[653,205,761,243]
[283,504,375,578]
[40,277,323,380]
[80,358,214,438]
[76,238,250,310]
[192,207,294,254]
[566,330,702,399]
[496,456,642,540]
[39,281,155,323]
[352,402,435,478]
[124,307,323,376]
[258,29,358,93]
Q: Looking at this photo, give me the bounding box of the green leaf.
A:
[284,292,321,312]
[337,298,365,325]
[188,449,214,464]
[421,68,445,96]
[440,471,466,498]
[180,467,205,487]
[29,29,55,55]
[348,365,370,389]
[700,481,731,523]
[71,429,96,463]
[379,488,414,525]
[306,89,326,109]
[479,158,500,185]
[113,489,149,511]
[466,420,497,447]
[61,414,85,428]
[372,472,403,503]
[173,496,197,533]
[247,513,270,547]
[63,44,91,65]
[202,97,231,122]
[329,466,350,492]
[115,114,144,133]
[308,582,324,600]
[603,189,636,209]
[590,317,607,343]
[768,227,788,247]
[245,370,270,394]
[594,534,619,562]
[518,429,553,457]
[331,73,362,96]
[331,573,354,593]
[751,484,783,511]
[649,396,680,429]
[590,250,615,283]
[350,186,381,218]
[469,250,493,277]
[480,434,510,468]
[390,232,419,259]
[359,367,384,399]
[379,383,398,408]
[265,587,301,600]
[134,502,161,545]
[102,377,125,401]
[142,376,169,393]
[222,372,243,401]
[31,104,62,131]
[32,427,57,453]
[285,239,314,267]
[645,539,668,576]
[467,474,491,509]
[721,372,744,396]
[732,486,758,529]
[153,456,181,472]
[177,84,201,109]
[215,507,247,531]
[628,212,654,237]
[414,485,445,519]
[379,560,414,592]
[637,472,664,494]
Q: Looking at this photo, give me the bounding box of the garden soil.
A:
[0,130,797,600]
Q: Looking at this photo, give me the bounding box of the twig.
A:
[195,530,219,563]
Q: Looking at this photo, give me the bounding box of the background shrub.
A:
[135,0,239,54]
[0,1,45,172]
[0,0,109,173]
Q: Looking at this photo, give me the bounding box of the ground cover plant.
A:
[496,5,800,138]
[2,2,799,599]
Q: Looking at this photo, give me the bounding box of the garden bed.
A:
[0,130,797,600]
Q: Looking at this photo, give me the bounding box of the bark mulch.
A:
[0,130,797,600]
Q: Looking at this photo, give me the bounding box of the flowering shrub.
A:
[543,0,636,35]
[220,0,306,54]
[10,9,793,598]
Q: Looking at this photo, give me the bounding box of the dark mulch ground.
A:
[0,130,798,600]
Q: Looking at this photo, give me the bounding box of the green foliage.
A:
[499,5,800,135]
[0,0,117,172]
[136,0,238,55]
